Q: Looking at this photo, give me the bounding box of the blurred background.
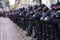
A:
[0,0,60,11]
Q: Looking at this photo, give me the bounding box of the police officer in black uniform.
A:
[26,6,35,36]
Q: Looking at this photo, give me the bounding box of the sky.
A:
[9,0,15,5]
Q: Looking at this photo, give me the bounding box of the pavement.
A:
[0,17,32,40]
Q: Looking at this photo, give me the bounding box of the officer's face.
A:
[57,5,60,9]
[39,7,41,9]
[42,6,47,11]
[52,6,56,10]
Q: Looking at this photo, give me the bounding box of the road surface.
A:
[0,17,32,40]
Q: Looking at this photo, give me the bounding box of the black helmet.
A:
[56,2,60,6]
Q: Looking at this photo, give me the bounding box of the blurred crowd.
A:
[1,1,60,40]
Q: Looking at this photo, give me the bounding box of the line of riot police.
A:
[8,2,60,40]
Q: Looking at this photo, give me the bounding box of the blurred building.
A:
[0,0,10,11]
[18,0,30,7]
[33,0,60,8]
[42,0,58,8]
[15,0,40,9]
[32,0,60,8]
[15,0,60,9]
[5,0,10,11]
